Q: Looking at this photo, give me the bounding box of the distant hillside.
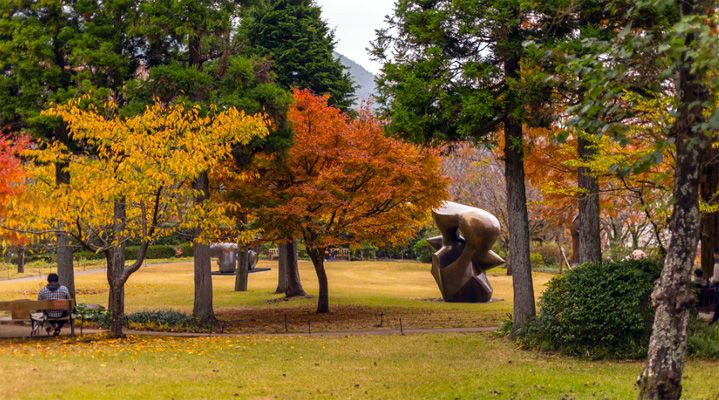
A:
[334,52,377,106]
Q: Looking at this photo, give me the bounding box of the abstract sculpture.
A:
[427,202,505,302]
[209,243,261,274]
[210,243,238,273]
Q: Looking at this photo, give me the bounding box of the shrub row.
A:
[74,244,194,261]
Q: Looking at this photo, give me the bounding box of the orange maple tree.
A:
[258,89,448,313]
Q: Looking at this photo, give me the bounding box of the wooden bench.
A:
[328,248,351,260]
[0,299,75,337]
[267,248,279,260]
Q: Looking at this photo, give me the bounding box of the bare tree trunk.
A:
[577,134,602,263]
[700,146,719,278]
[235,247,249,291]
[638,4,709,396]
[16,246,24,274]
[503,12,535,334]
[55,162,75,299]
[192,171,215,325]
[285,240,307,297]
[107,199,127,338]
[276,242,288,294]
[307,247,329,313]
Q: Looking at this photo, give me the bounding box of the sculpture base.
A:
[211,267,272,276]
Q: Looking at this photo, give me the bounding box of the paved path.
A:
[0,325,497,339]
[0,268,106,283]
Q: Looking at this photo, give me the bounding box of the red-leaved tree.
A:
[259,89,448,313]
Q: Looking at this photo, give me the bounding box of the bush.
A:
[529,253,544,268]
[688,318,719,360]
[518,259,661,359]
[74,244,191,262]
[531,241,560,267]
[127,310,195,326]
[413,239,434,263]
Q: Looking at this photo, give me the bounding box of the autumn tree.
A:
[0,135,28,271]
[565,0,718,396]
[257,90,447,313]
[9,100,269,338]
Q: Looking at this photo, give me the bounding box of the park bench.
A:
[267,248,279,260]
[0,299,75,337]
[328,248,351,260]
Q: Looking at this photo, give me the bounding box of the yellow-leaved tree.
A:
[7,100,269,337]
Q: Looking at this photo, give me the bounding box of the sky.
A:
[314,0,395,75]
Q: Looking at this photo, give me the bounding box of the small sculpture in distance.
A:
[427,201,505,302]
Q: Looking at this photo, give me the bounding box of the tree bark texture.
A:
[107,199,127,338]
[700,146,719,278]
[16,246,24,274]
[55,162,75,299]
[276,243,289,294]
[307,247,329,313]
[235,247,249,292]
[284,241,307,297]
[192,171,215,325]
[638,4,710,396]
[577,135,602,263]
[503,11,536,333]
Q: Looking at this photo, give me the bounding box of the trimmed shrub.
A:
[518,259,661,359]
[412,239,434,263]
[688,318,719,360]
[74,244,190,262]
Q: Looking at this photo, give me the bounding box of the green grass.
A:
[1,260,718,399]
[0,259,551,332]
[0,333,718,399]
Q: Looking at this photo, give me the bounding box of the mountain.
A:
[334,52,377,106]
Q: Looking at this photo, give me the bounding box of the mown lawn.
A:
[0,260,552,332]
[1,333,718,399]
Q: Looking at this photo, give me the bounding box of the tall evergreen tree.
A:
[126,0,292,324]
[372,0,537,331]
[244,0,355,110]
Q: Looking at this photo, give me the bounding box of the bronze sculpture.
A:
[428,202,505,302]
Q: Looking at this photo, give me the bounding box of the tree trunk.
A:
[276,243,289,294]
[285,240,307,297]
[700,146,719,278]
[16,246,24,274]
[192,171,215,325]
[107,198,127,338]
[108,277,125,338]
[235,247,249,291]
[577,134,602,263]
[55,162,75,299]
[502,11,536,334]
[307,247,329,313]
[638,4,709,396]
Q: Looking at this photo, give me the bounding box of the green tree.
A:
[565,0,717,397]
[243,0,355,110]
[372,0,537,331]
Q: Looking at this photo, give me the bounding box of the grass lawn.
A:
[1,259,718,399]
[0,260,552,332]
[1,333,718,399]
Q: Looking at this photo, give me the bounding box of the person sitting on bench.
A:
[37,273,71,336]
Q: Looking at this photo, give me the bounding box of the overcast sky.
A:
[314,0,395,75]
